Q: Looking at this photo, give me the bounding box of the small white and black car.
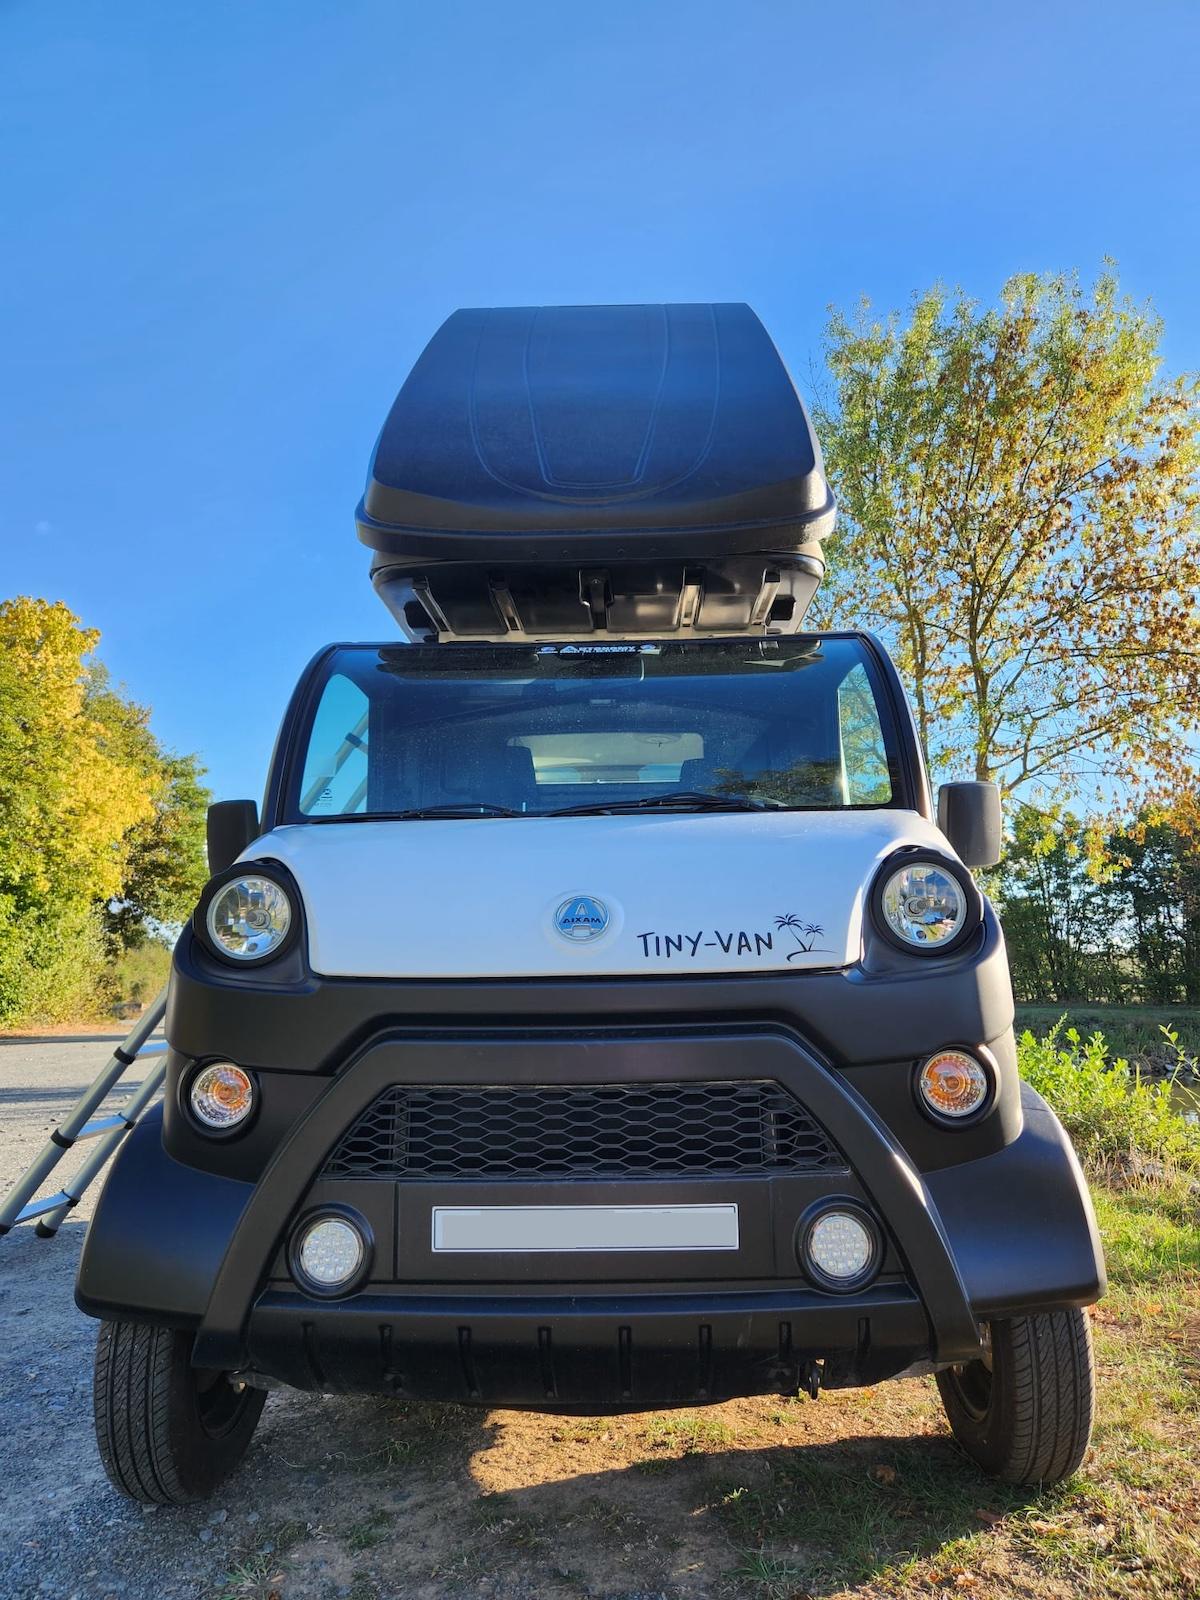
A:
[78,304,1104,1504]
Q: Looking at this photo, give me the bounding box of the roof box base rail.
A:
[371,549,824,644]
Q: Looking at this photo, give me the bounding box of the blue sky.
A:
[3,0,1198,802]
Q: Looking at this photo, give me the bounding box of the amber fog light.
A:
[189,1062,255,1129]
[918,1050,991,1122]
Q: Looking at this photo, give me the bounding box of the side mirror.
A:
[206,800,260,875]
[937,781,1002,869]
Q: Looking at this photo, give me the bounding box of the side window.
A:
[837,664,893,804]
[299,675,370,815]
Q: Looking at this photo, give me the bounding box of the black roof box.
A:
[357,304,834,641]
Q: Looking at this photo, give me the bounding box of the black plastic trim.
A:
[928,1084,1106,1315]
[247,1282,926,1401]
[76,1108,254,1328]
[206,799,260,876]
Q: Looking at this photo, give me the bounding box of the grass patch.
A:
[1093,1177,1200,1295]
[472,1494,549,1551]
[548,1416,614,1445]
[717,1440,1038,1591]
[216,1553,283,1600]
[351,1399,482,1472]
[344,1507,396,1553]
[344,1577,380,1600]
[216,1520,309,1600]
[643,1411,735,1452]
[731,1549,809,1598]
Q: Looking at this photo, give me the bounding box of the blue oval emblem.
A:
[554,895,609,943]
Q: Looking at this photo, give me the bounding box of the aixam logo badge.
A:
[554,895,610,943]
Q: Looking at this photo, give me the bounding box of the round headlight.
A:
[799,1205,881,1291]
[295,1215,367,1293]
[205,875,293,962]
[877,858,970,952]
[190,1062,255,1129]
[918,1050,991,1121]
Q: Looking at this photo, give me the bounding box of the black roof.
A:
[356,303,834,562]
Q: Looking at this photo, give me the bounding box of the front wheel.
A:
[93,1320,266,1504]
[936,1308,1095,1485]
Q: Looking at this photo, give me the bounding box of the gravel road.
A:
[0,1036,965,1600]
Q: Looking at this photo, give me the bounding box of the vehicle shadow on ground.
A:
[239,1391,1058,1597]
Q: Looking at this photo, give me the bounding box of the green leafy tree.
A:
[1101,820,1200,1004]
[995,808,1200,1004]
[817,268,1200,822]
[85,664,210,948]
[107,752,210,948]
[994,809,1115,1003]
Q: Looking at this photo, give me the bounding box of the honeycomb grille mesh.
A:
[322,1080,843,1180]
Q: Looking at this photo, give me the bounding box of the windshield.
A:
[287,637,906,821]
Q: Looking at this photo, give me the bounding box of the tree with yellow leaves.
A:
[816,268,1200,825]
[0,597,209,1022]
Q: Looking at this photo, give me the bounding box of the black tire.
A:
[93,1319,266,1505]
[936,1308,1095,1485]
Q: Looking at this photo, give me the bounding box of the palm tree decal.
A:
[774,913,826,960]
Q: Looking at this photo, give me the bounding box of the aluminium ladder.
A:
[0,988,168,1238]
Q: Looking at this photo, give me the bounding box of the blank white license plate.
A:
[431,1203,740,1253]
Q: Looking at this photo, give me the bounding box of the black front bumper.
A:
[77,1009,1105,1405]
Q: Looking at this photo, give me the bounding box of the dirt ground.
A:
[2,1037,1194,1600]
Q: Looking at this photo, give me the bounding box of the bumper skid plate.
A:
[248,1284,932,1403]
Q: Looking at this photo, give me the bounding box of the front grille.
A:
[321,1080,843,1180]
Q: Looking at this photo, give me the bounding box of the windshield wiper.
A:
[391,803,525,820]
[546,790,778,818]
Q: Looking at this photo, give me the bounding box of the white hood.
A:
[240,811,955,980]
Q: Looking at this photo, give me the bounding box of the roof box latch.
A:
[580,569,611,631]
